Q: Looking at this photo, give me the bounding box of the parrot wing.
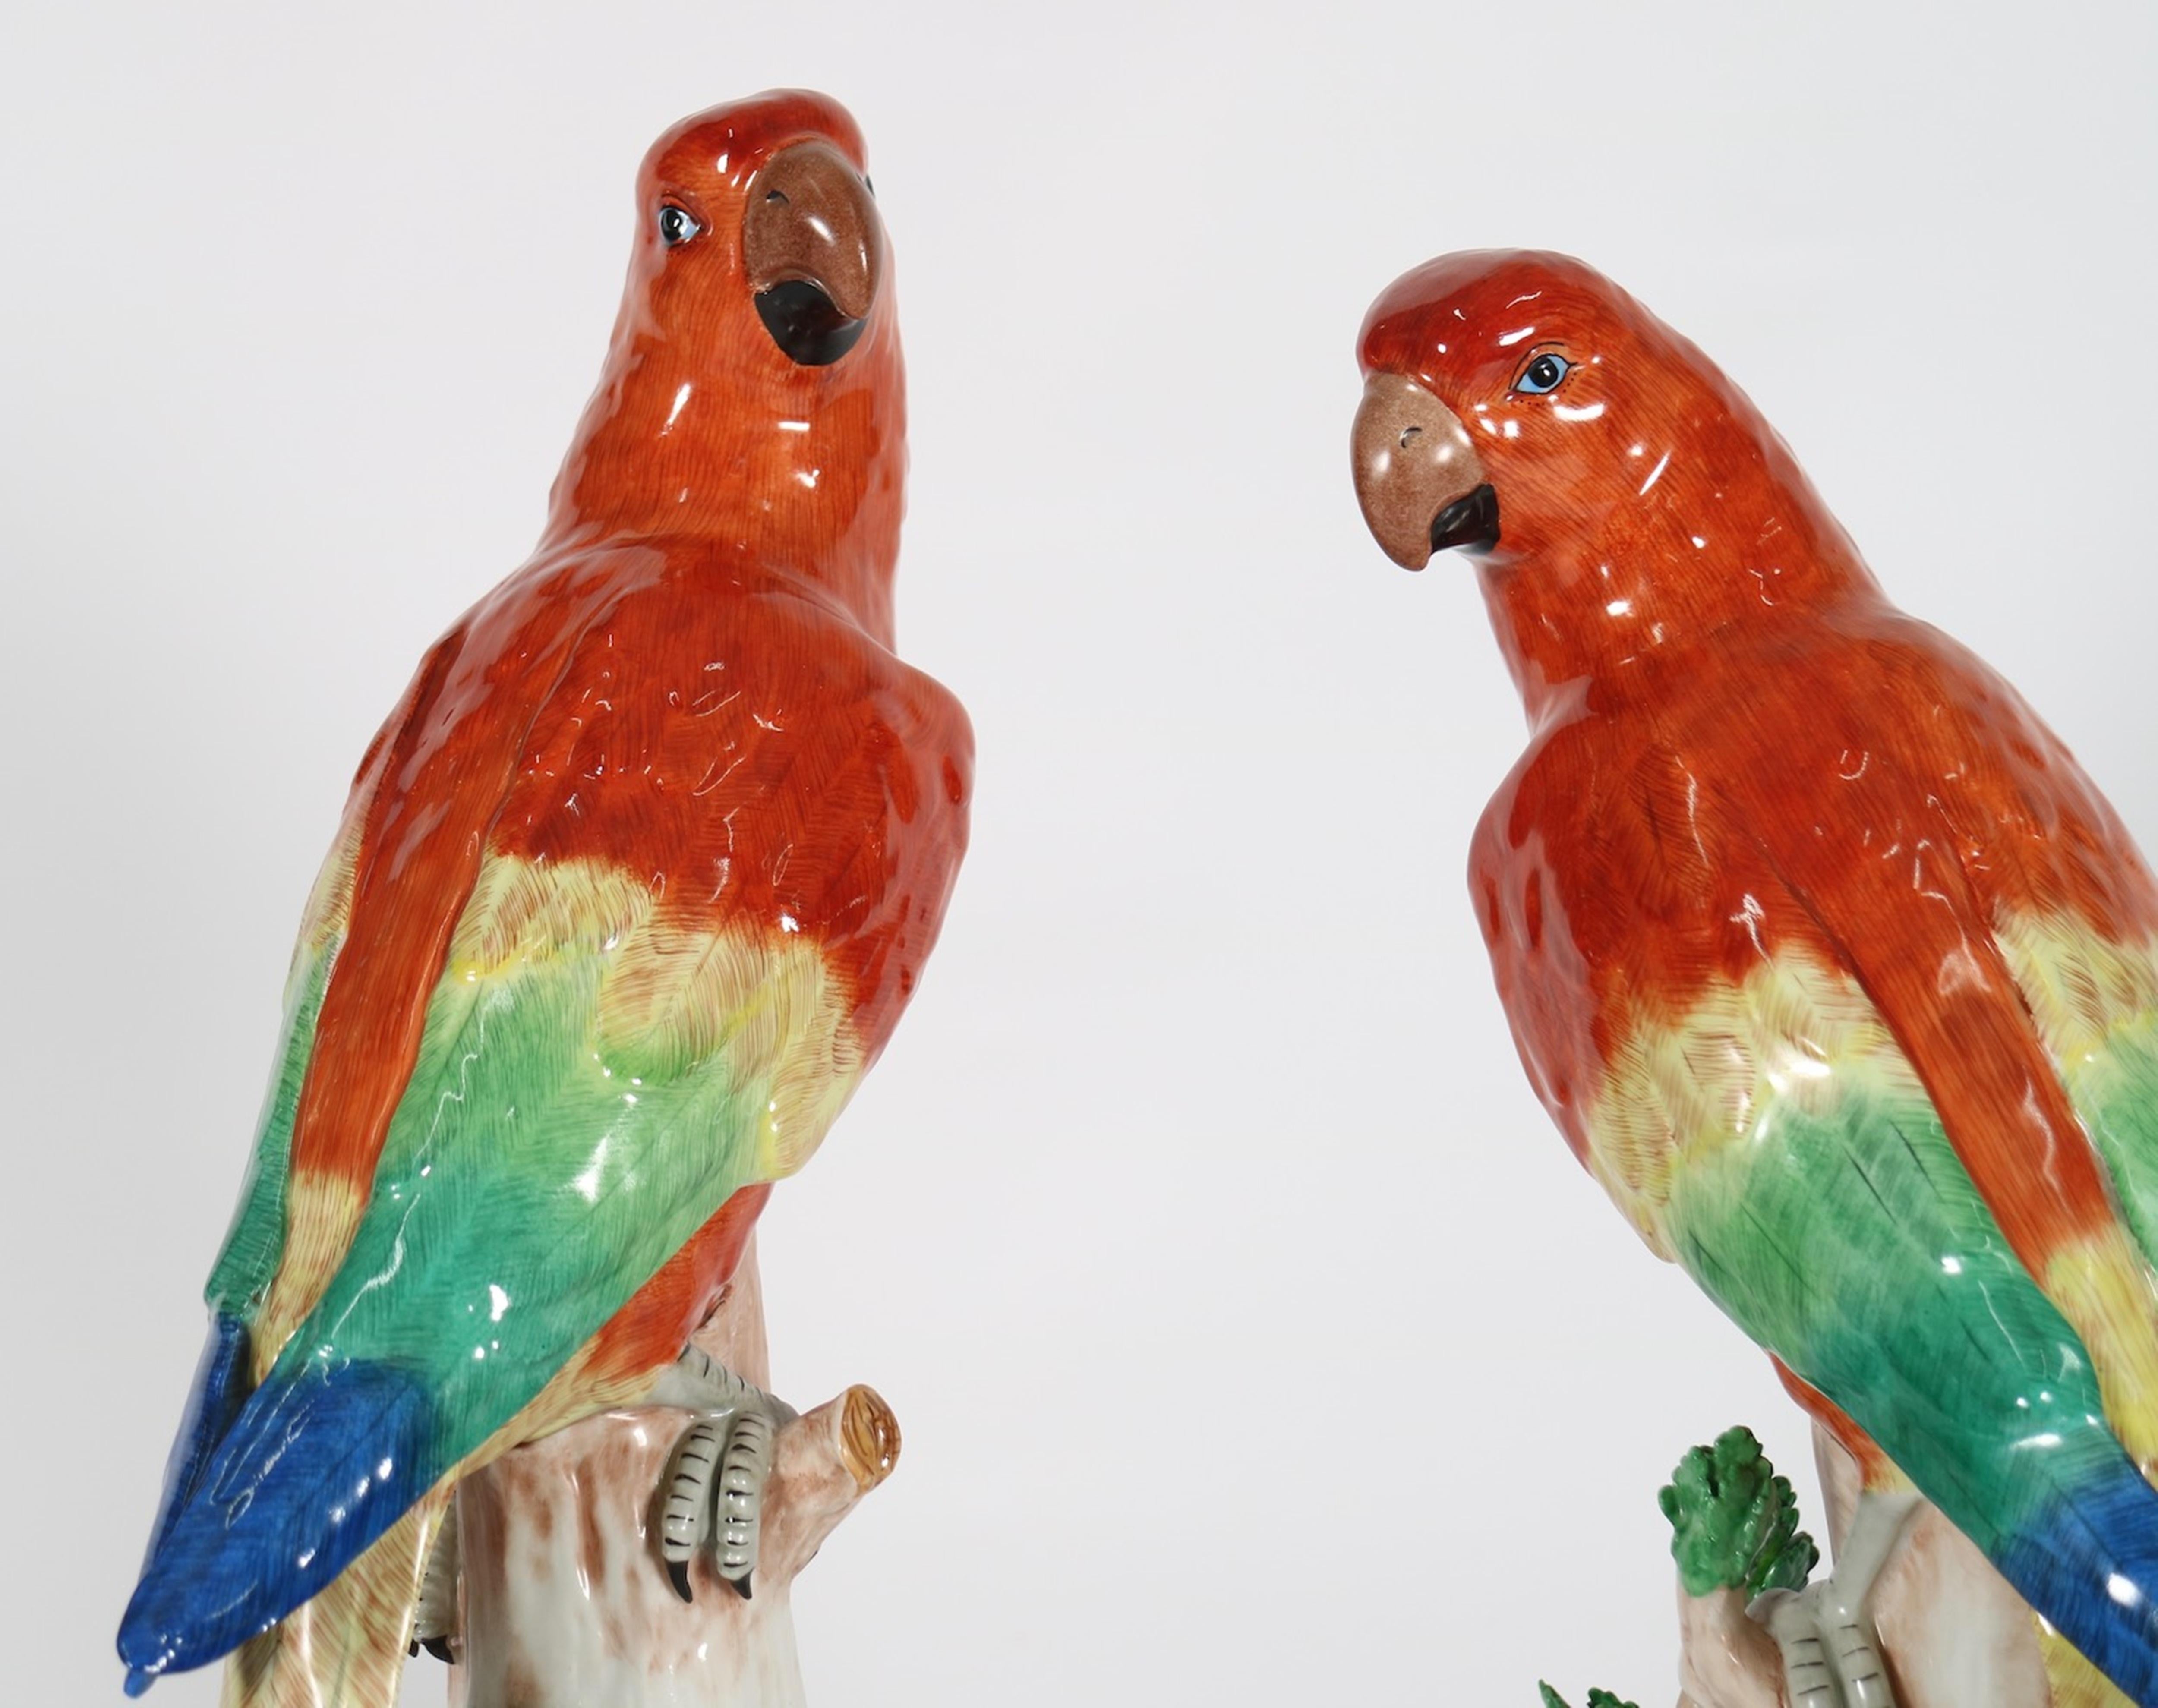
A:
[1705,638,2158,1696]
[1941,666,2158,1316]
[1621,908,2158,1699]
[121,574,969,1680]
[1475,632,2158,1699]
[139,651,446,1566]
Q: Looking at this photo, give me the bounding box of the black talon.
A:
[667,1559,695,1604]
[729,1572,754,1602]
[407,1640,419,1658]
[421,1637,454,1664]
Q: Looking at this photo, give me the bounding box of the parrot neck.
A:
[1476,437,1887,726]
[538,319,906,648]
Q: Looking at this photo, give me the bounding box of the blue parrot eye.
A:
[1514,352,1571,395]
[657,204,702,248]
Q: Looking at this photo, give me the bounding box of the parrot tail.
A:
[215,1496,447,1708]
[117,1355,435,1692]
[1994,1447,2158,1705]
[141,1313,252,1566]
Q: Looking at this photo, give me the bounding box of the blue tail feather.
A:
[116,1356,434,1688]
[142,1314,252,1570]
[1996,1453,2158,1705]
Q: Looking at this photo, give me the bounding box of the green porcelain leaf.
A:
[1659,1424,1819,1598]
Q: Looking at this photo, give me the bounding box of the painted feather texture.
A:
[135,544,968,1675]
[1356,249,2158,1699]
[1474,470,2158,1706]
[123,91,970,1700]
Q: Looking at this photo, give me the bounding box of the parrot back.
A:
[121,546,972,1686]
[1471,619,2158,1696]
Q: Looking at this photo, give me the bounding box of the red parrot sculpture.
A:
[118,89,970,1703]
[1353,250,2158,1703]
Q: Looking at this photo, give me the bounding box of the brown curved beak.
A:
[1351,372,1495,569]
[743,141,884,365]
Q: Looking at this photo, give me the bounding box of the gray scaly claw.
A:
[651,1347,796,1601]
[1758,1491,1916,1708]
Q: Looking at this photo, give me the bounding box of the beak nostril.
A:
[1352,373,1489,570]
[744,142,883,343]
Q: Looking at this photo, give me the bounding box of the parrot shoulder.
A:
[1468,698,1829,1251]
[1468,709,1658,1170]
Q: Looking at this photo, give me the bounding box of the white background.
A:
[5,1,2155,1701]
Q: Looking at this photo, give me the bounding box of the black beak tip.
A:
[1430,483,1500,556]
[755,280,867,367]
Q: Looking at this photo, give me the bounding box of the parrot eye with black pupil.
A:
[1513,352,1571,395]
[657,204,701,247]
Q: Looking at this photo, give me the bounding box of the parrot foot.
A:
[649,1347,798,1602]
[1755,1491,1918,1708]
[410,1484,466,1665]
[408,1493,459,1663]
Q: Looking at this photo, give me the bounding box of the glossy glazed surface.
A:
[1355,251,2158,1703]
[119,89,970,1696]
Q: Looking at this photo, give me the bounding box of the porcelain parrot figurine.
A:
[117,89,970,1703]
[1352,251,2158,1704]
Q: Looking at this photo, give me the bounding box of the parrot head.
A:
[546,90,906,636]
[629,89,886,370]
[1351,251,1875,700]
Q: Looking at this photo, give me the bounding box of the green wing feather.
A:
[202,941,338,1320]
[1620,946,2114,1557]
[253,849,858,1467]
